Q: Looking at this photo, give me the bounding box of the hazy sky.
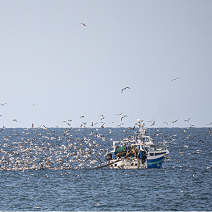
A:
[0,0,211,128]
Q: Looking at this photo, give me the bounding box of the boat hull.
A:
[147,150,169,168]
[107,158,147,169]
[106,153,168,169]
[147,155,166,168]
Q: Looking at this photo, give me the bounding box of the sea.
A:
[0,126,211,211]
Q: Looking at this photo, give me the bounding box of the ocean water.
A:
[0,127,211,210]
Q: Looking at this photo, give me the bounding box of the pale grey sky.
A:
[0,0,211,128]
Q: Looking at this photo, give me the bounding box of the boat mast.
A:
[136,119,146,148]
[137,119,145,136]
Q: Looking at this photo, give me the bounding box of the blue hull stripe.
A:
[147,156,165,168]
[148,156,165,164]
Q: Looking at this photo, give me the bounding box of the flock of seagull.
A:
[0,114,211,171]
[0,81,211,171]
[0,125,109,171]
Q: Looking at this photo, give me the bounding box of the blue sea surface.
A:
[0,127,211,210]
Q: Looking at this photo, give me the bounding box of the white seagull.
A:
[121,87,130,93]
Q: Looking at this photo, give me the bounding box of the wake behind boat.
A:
[104,119,169,169]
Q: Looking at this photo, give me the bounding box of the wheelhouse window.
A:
[155,152,166,156]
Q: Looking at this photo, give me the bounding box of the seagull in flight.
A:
[150,121,155,127]
[121,115,128,121]
[115,112,123,117]
[170,119,179,123]
[171,77,180,81]
[80,23,86,26]
[132,112,138,116]
[121,87,130,93]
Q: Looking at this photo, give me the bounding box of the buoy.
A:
[166,156,169,159]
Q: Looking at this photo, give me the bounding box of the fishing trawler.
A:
[104,119,169,169]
